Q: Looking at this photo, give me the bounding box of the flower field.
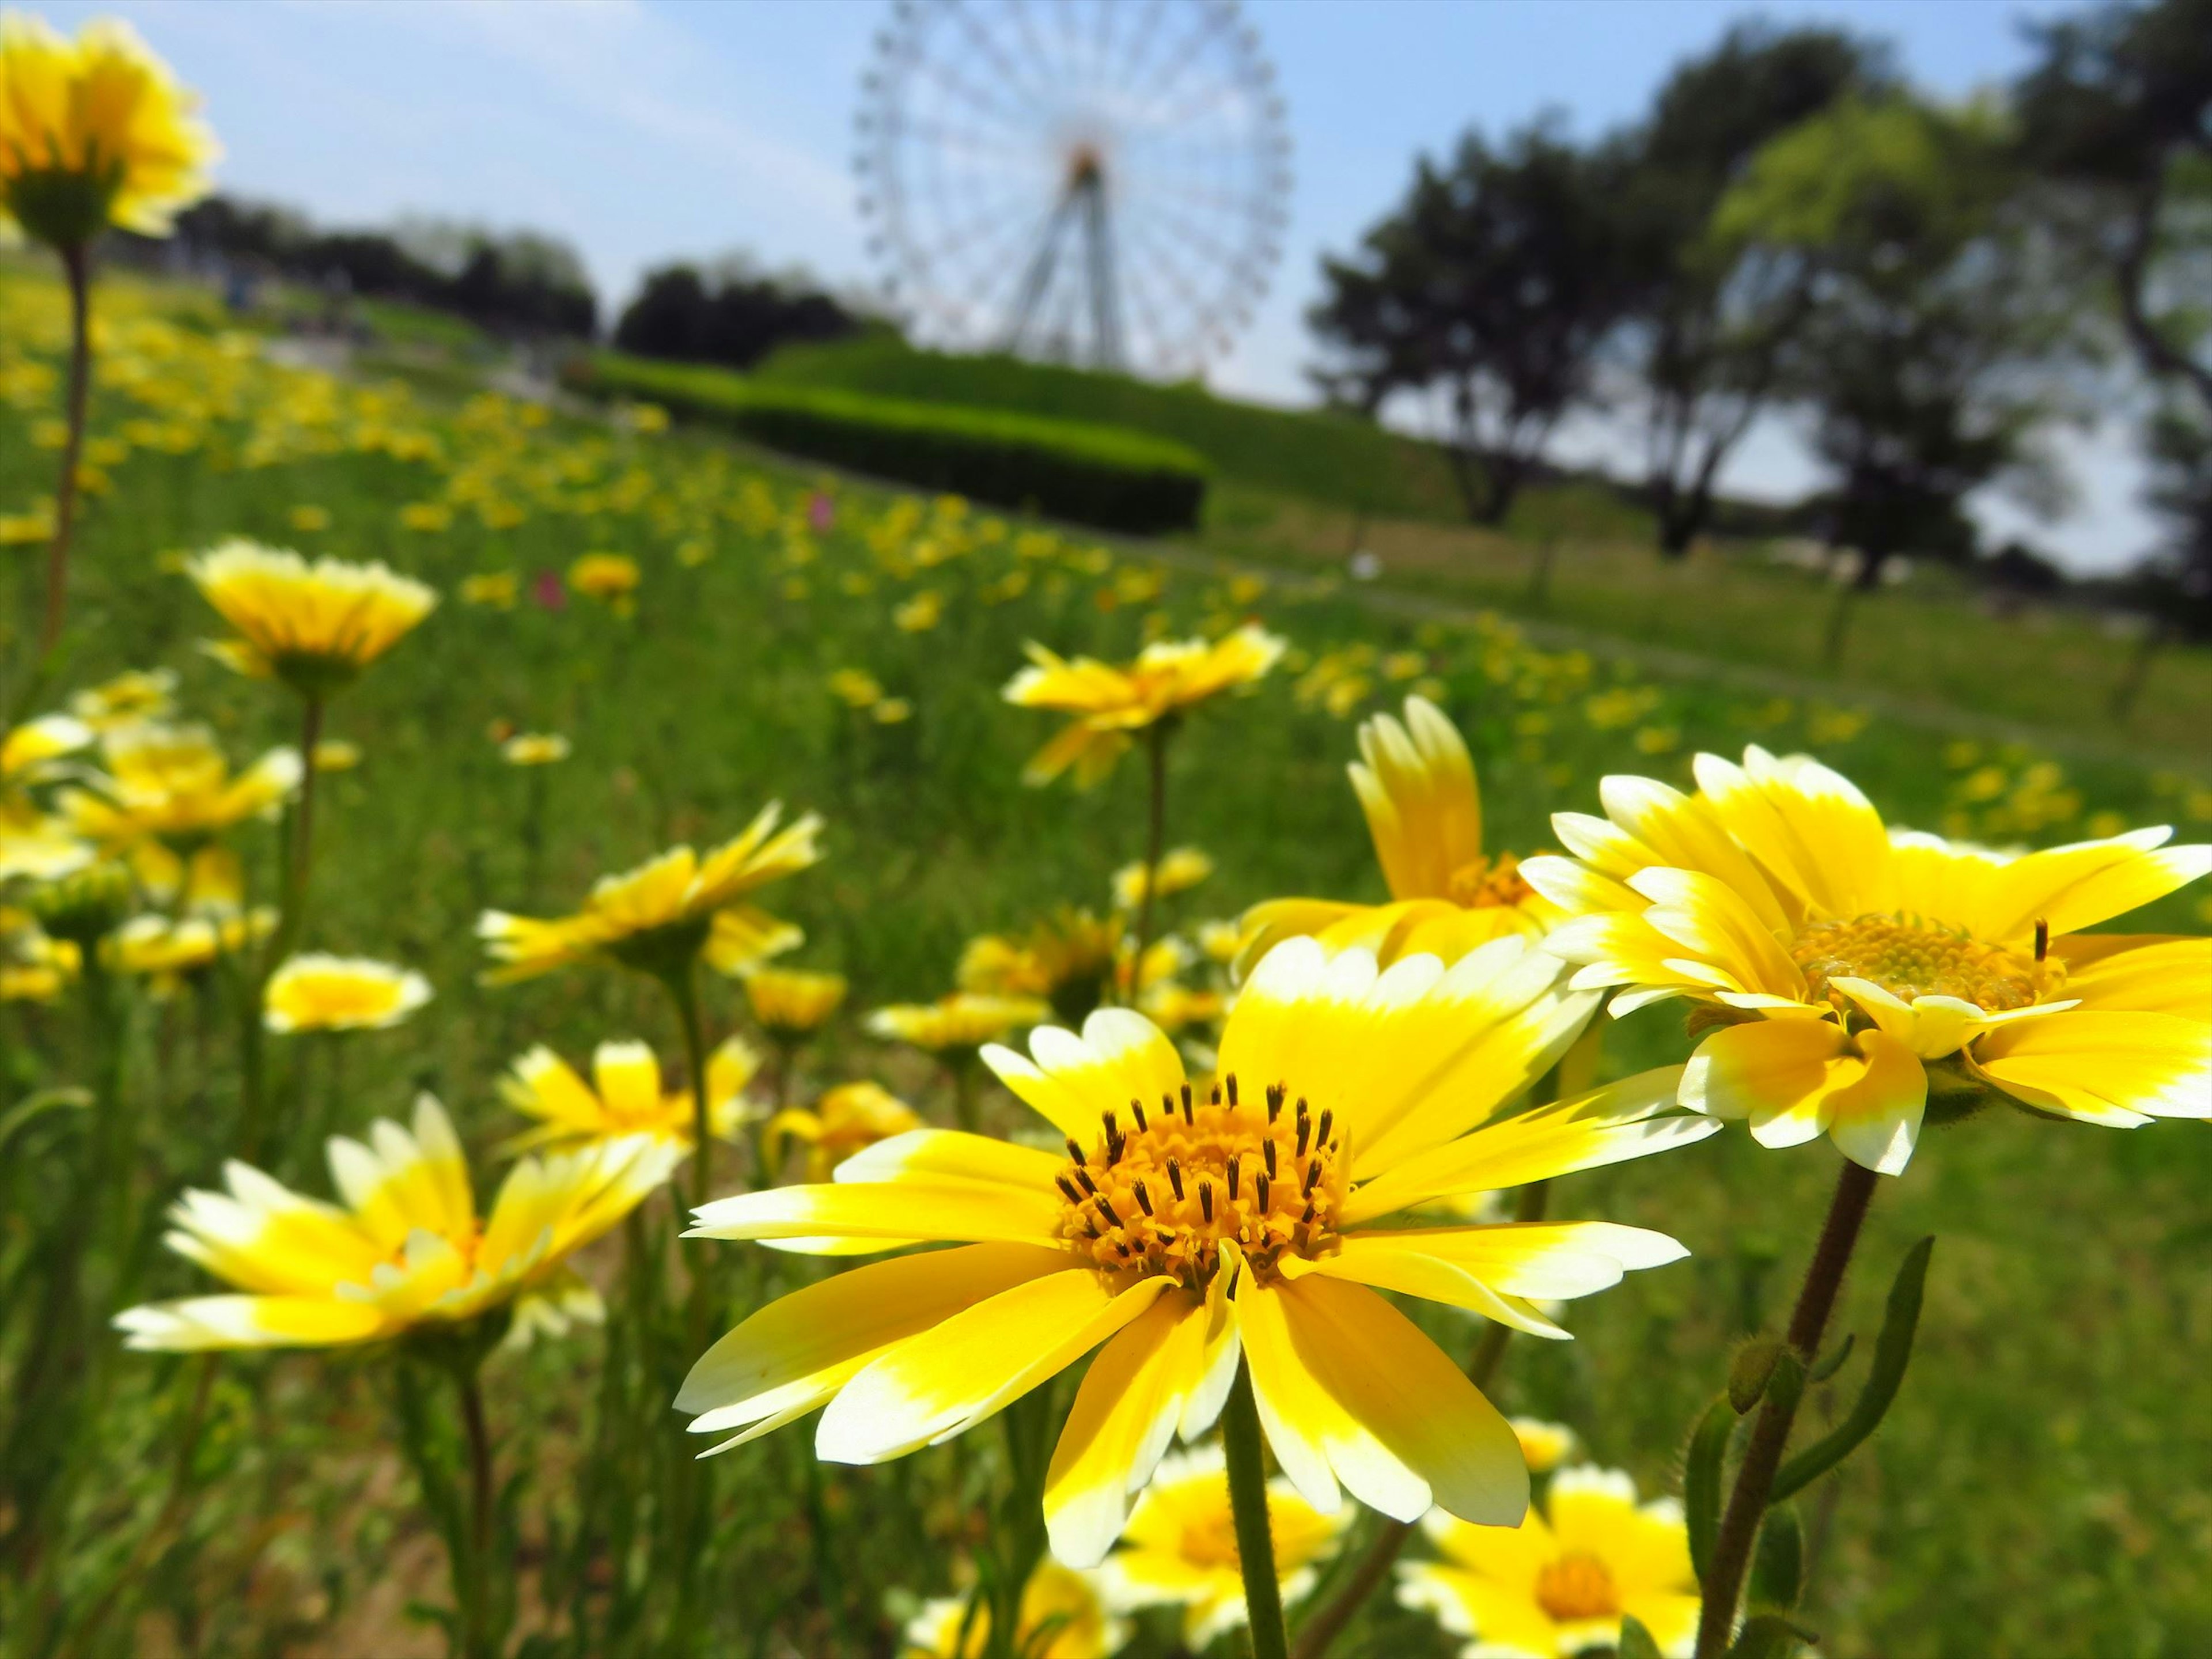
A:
[3,238,2209,1659]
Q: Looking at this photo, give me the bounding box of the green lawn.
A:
[2,266,2208,1659]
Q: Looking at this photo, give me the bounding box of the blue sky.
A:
[55,0,2157,569]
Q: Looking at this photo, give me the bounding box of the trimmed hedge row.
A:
[577,353,1209,535]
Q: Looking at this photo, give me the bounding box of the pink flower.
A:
[808,493,835,533]
[532,570,567,611]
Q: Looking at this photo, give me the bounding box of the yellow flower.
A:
[828,669,884,709]
[69,668,175,732]
[287,504,331,533]
[743,964,848,1039]
[865,991,1051,1056]
[501,732,570,767]
[501,1036,760,1153]
[680,937,1710,1565]
[188,540,438,696]
[398,501,452,533]
[1521,746,2212,1173]
[1,907,76,1001]
[873,697,912,725]
[460,570,519,609]
[893,590,944,632]
[904,1562,1122,1659]
[478,804,823,984]
[959,909,1123,1024]
[1510,1418,1578,1475]
[763,1081,922,1183]
[1112,847,1213,912]
[1,710,89,783]
[107,907,271,997]
[1137,979,1225,1036]
[59,722,300,851]
[1242,696,1563,969]
[569,552,640,612]
[1397,1465,1700,1658]
[312,738,359,772]
[1004,624,1285,788]
[0,13,216,248]
[263,954,431,1033]
[115,1094,677,1351]
[1099,1444,1348,1648]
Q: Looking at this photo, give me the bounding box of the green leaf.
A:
[1685,1394,1734,1581]
[1771,1236,1934,1503]
[1808,1332,1856,1385]
[1728,1612,1818,1658]
[1728,1336,1785,1413]
[1618,1613,1665,1659]
[1749,1503,1805,1609]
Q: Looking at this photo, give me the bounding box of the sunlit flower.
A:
[1510,1418,1579,1476]
[1137,979,1225,1037]
[1397,1465,1700,1658]
[959,909,1124,1024]
[1,906,75,1001]
[460,570,519,608]
[680,937,1710,1565]
[893,590,943,632]
[0,13,217,249]
[188,540,438,696]
[312,739,359,772]
[1,710,89,784]
[569,552,640,613]
[0,713,92,881]
[479,804,823,984]
[501,732,570,767]
[69,668,175,733]
[1521,747,2212,1173]
[1004,624,1285,787]
[115,1094,677,1350]
[903,1561,1123,1659]
[743,964,848,1040]
[107,907,272,997]
[501,1036,760,1153]
[828,668,883,709]
[1243,697,1562,970]
[263,954,430,1033]
[763,1081,922,1183]
[1100,1443,1347,1647]
[866,991,1051,1058]
[1112,847,1213,912]
[58,722,299,854]
[873,696,912,725]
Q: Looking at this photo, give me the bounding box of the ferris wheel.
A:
[854,0,1292,379]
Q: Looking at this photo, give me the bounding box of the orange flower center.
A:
[1054,1073,1346,1288]
[1789,914,2059,1012]
[1177,1508,1243,1570]
[1535,1551,1620,1622]
[1447,851,1537,911]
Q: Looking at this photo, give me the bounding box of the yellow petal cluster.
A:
[263,953,431,1033]
[115,1096,678,1350]
[902,1561,1122,1659]
[0,13,217,248]
[743,964,848,1039]
[1521,746,2212,1173]
[865,991,1051,1056]
[763,1081,921,1184]
[188,540,438,696]
[501,1035,760,1153]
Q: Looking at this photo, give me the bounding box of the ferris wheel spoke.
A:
[1127,3,1236,115]
[942,0,1061,121]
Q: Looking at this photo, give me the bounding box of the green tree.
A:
[1308,120,1628,525]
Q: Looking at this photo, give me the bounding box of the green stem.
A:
[1693,1157,1880,1659]
[273,695,325,964]
[38,241,91,659]
[1223,1359,1289,1659]
[1290,1181,1550,1659]
[1128,722,1169,996]
[948,1056,978,1135]
[456,1364,496,1659]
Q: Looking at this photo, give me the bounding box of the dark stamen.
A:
[1181,1082,1193,1118]
[1084,1218,1102,1238]
[1131,1099,1148,1132]
[1055,1175,1082,1204]
[1134,1180,1154,1217]
[1209,1083,1221,1108]
[1115,1240,1133,1258]
[1266,1083,1284,1122]
[1300,1200,1316,1225]
[1296,1112,1311,1160]
[1255,1172,1271,1211]
[1096,1195,1122,1228]
[1226,1155,1241,1199]
[1304,1157,1322,1194]
[1316,1107,1334,1146]
[1226,1074,1239,1108]
[1166,1158,1185,1200]
[1263,1140,1277,1178]
[1199,1181,1214,1222]
[1075,1167,1097,1195]
[1065,1138,1086,1166]
[2034,918,2050,962]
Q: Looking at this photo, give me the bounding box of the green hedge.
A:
[577,353,1209,535]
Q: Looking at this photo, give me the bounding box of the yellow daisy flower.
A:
[188,540,438,696]
[1397,1465,1700,1658]
[1521,746,2212,1173]
[743,964,849,1040]
[107,907,272,998]
[59,723,299,854]
[1004,624,1285,788]
[763,1081,922,1183]
[501,1036,760,1153]
[460,570,519,608]
[0,715,93,882]
[1,711,90,784]
[569,552,641,613]
[866,991,1052,1057]
[903,1561,1123,1659]
[1112,847,1214,912]
[311,739,360,772]
[501,732,570,767]
[478,804,823,984]
[959,909,1123,1024]
[1242,696,1563,969]
[115,1094,677,1351]
[679,937,1711,1565]
[69,668,176,733]
[1099,1444,1349,1648]
[0,13,217,249]
[1509,1418,1580,1476]
[263,954,431,1033]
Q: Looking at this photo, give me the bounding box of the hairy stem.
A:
[1129,722,1169,995]
[39,242,91,658]
[1224,1359,1290,1659]
[1694,1157,1880,1659]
